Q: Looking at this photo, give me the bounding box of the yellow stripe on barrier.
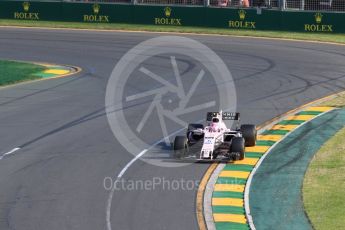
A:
[212,198,244,207]
[305,106,333,112]
[233,158,259,165]
[44,69,70,75]
[271,124,298,131]
[245,146,270,153]
[257,135,284,142]
[285,115,315,121]
[213,213,247,224]
[214,184,245,193]
[219,171,250,179]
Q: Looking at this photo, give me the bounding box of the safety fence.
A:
[3,0,345,11]
[0,1,344,32]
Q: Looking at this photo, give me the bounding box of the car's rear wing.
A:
[206,112,240,121]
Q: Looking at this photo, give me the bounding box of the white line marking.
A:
[105,125,193,230]
[204,163,225,230]
[0,147,21,160]
[244,109,335,230]
[106,148,147,230]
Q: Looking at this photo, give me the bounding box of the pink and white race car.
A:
[173,111,257,161]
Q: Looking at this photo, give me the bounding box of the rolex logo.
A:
[315,12,322,24]
[155,6,181,26]
[304,12,332,32]
[164,7,171,18]
[238,10,246,20]
[93,3,100,15]
[23,2,30,12]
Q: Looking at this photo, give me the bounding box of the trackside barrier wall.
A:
[0,1,344,33]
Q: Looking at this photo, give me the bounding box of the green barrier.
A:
[0,1,61,21]
[132,5,206,27]
[0,1,344,33]
[205,8,282,30]
[281,11,344,32]
[61,3,132,23]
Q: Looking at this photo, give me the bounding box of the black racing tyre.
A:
[187,123,204,132]
[230,137,245,160]
[173,136,189,159]
[240,124,257,147]
[187,123,204,141]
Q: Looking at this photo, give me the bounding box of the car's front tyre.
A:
[230,137,245,160]
[173,136,189,159]
[240,124,257,147]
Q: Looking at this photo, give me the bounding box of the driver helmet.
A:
[210,117,220,131]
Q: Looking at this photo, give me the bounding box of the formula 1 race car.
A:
[173,111,257,161]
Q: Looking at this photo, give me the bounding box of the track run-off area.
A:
[0,27,345,230]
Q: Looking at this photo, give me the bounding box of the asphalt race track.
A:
[0,27,345,230]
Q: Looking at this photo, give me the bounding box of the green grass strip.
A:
[277,120,305,125]
[296,111,323,115]
[215,222,249,230]
[255,140,275,146]
[303,124,345,229]
[213,206,245,214]
[261,129,289,135]
[0,60,46,86]
[223,164,254,172]
[217,177,247,185]
[245,152,263,158]
[212,191,244,199]
[1,19,345,45]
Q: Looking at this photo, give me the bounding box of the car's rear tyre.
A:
[240,124,257,147]
[173,136,189,159]
[187,123,204,132]
[230,137,245,160]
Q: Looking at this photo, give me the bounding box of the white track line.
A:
[0,147,21,160]
[204,163,225,230]
[244,109,335,230]
[105,126,192,230]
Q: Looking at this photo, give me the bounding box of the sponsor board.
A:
[14,2,39,20]
[154,7,182,26]
[229,10,256,29]
[83,3,109,23]
[304,13,333,32]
